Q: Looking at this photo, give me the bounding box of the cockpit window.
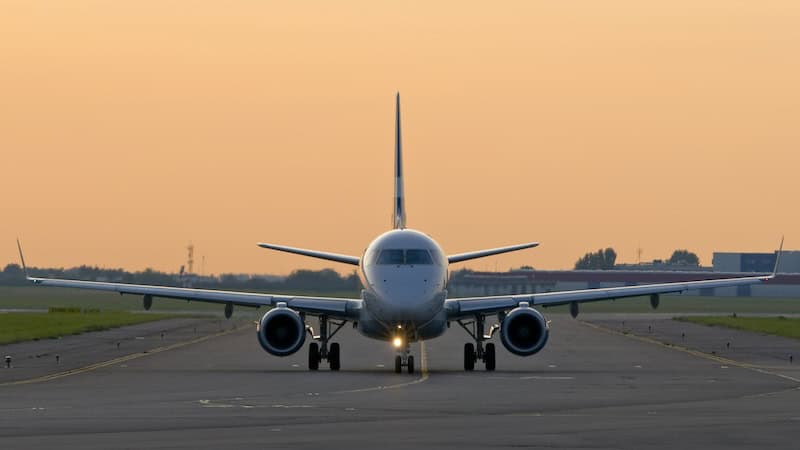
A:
[376,249,434,265]
[377,249,405,265]
[405,249,433,265]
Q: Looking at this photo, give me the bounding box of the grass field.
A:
[674,316,800,340]
[0,311,176,345]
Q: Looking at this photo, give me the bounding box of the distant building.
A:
[713,251,800,273]
[613,262,711,272]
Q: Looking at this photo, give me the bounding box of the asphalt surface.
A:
[1,313,799,449]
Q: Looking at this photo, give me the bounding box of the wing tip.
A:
[771,236,785,278]
[16,237,29,279]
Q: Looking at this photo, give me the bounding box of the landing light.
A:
[393,337,403,348]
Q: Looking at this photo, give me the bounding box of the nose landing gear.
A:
[394,342,415,374]
[457,314,498,371]
[307,315,346,371]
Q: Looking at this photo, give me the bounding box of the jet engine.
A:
[256,307,306,356]
[500,306,550,356]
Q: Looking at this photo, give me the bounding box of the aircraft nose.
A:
[374,282,440,321]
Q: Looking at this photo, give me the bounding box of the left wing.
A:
[446,273,773,318]
[446,239,783,318]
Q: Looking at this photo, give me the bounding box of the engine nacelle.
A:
[256,307,306,357]
[500,306,550,356]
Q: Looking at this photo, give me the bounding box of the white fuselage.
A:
[356,229,450,342]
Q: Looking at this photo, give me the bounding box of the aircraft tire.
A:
[395,355,402,373]
[485,343,496,371]
[464,343,475,371]
[329,343,341,371]
[407,355,415,374]
[309,343,320,371]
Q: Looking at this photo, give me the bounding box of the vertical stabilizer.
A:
[393,93,406,229]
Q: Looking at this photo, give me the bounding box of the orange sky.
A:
[2,1,798,275]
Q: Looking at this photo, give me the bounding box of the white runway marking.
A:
[487,375,575,381]
[519,376,575,380]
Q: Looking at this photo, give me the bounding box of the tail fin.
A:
[393,92,406,229]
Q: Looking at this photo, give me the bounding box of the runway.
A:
[1,314,799,449]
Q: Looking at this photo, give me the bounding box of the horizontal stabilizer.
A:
[257,243,360,266]
[448,242,539,264]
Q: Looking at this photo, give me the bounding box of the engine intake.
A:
[500,306,549,356]
[256,307,306,356]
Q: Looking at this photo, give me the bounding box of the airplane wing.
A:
[446,239,783,318]
[16,240,360,318]
[445,273,774,318]
[25,276,363,318]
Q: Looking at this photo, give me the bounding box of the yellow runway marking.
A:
[0,327,242,387]
[580,320,800,384]
[336,341,429,394]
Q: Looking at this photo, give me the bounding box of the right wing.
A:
[17,239,363,319]
[17,239,362,317]
[26,276,363,318]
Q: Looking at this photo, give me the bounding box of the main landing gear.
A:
[307,315,346,371]
[457,314,498,371]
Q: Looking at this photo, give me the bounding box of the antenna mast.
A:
[186,242,195,274]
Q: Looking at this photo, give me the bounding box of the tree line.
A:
[574,248,700,270]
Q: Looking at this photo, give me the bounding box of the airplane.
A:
[17,93,784,374]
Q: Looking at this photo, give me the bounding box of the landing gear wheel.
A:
[308,343,320,371]
[407,355,415,374]
[464,343,475,371]
[484,343,496,371]
[395,355,402,373]
[329,343,341,371]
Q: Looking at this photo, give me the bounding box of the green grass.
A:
[0,311,176,345]
[674,316,800,340]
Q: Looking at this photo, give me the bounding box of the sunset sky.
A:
[2,1,798,276]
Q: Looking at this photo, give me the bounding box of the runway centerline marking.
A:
[580,320,800,385]
[0,326,243,387]
[488,375,575,381]
[335,341,429,394]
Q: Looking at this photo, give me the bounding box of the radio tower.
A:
[186,243,195,274]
